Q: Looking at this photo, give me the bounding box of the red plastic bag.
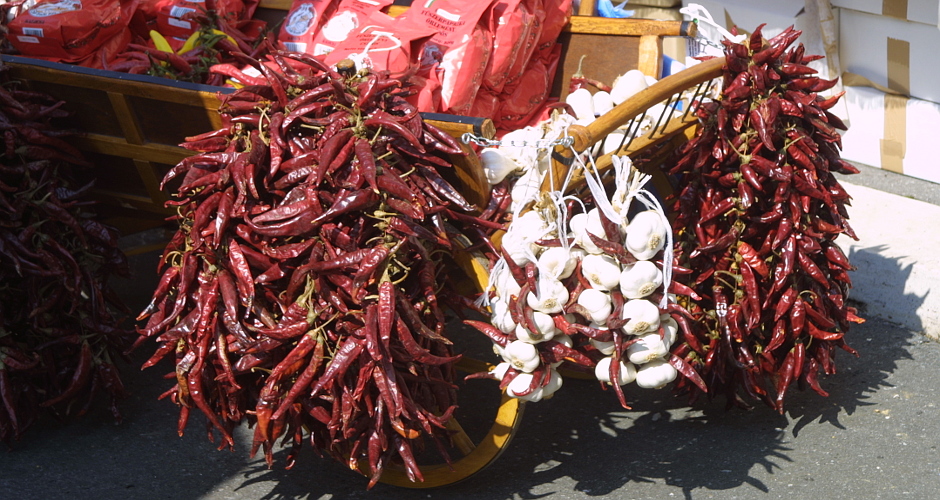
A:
[496,42,561,129]
[482,0,534,94]
[537,0,572,52]
[6,0,136,63]
[470,88,500,119]
[324,11,436,78]
[277,0,334,54]
[399,0,495,115]
[503,0,543,89]
[307,0,393,57]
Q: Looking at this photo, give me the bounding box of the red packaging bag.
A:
[277,0,334,54]
[308,0,393,57]
[503,0,543,88]
[6,0,132,63]
[537,0,572,52]
[324,10,436,78]
[482,0,533,94]
[399,0,496,116]
[496,41,561,130]
[469,88,499,119]
[154,0,246,40]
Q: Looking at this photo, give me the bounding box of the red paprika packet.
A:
[277,0,334,54]
[482,0,534,94]
[536,0,572,55]
[324,10,436,78]
[503,0,543,88]
[496,41,562,129]
[398,0,496,115]
[6,0,136,63]
[308,0,394,58]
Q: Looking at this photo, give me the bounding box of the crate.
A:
[0,1,695,227]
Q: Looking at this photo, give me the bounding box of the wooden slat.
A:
[2,58,225,109]
[567,16,695,37]
[70,133,192,165]
[108,92,146,145]
[89,188,173,214]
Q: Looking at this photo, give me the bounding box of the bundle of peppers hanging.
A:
[666,26,863,411]
[136,52,503,486]
[0,62,131,443]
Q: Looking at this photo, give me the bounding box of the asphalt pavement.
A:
[2,165,939,499]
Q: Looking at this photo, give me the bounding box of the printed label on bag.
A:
[169,5,195,18]
[168,18,191,29]
[22,27,44,37]
[285,3,317,36]
[17,35,40,43]
[28,0,82,17]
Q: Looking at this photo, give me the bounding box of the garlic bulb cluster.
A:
[475,152,682,404]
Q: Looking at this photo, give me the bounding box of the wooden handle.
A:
[581,57,724,152]
[544,57,725,192]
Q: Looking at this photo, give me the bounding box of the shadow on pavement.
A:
[0,233,924,500]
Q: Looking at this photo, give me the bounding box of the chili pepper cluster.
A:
[136,51,506,486]
[108,12,269,85]
[0,63,131,444]
[666,26,863,412]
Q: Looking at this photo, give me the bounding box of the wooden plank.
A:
[422,113,496,139]
[2,56,228,109]
[89,188,173,214]
[108,92,145,145]
[567,16,695,37]
[70,133,192,165]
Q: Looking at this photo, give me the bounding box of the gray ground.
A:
[2,163,938,499]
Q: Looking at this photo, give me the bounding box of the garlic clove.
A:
[506,373,545,401]
[505,340,540,373]
[594,356,637,385]
[514,311,558,344]
[565,87,595,121]
[577,288,613,324]
[621,298,662,335]
[610,69,648,105]
[480,147,520,185]
[635,358,677,389]
[526,276,569,314]
[619,260,664,299]
[590,338,616,356]
[661,315,679,348]
[626,332,669,364]
[581,253,622,291]
[592,90,614,117]
[624,210,667,261]
[491,361,511,381]
[510,167,545,212]
[541,369,564,399]
[538,246,579,280]
[602,129,627,156]
[491,299,517,334]
[492,266,522,301]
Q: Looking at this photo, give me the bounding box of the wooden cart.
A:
[0,0,723,487]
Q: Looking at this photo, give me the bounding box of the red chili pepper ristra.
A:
[135,57,505,484]
[665,28,860,411]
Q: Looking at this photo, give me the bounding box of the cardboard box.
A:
[680,0,832,78]
[830,0,938,26]
[840,85,940,185]
[839,8,940,104]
